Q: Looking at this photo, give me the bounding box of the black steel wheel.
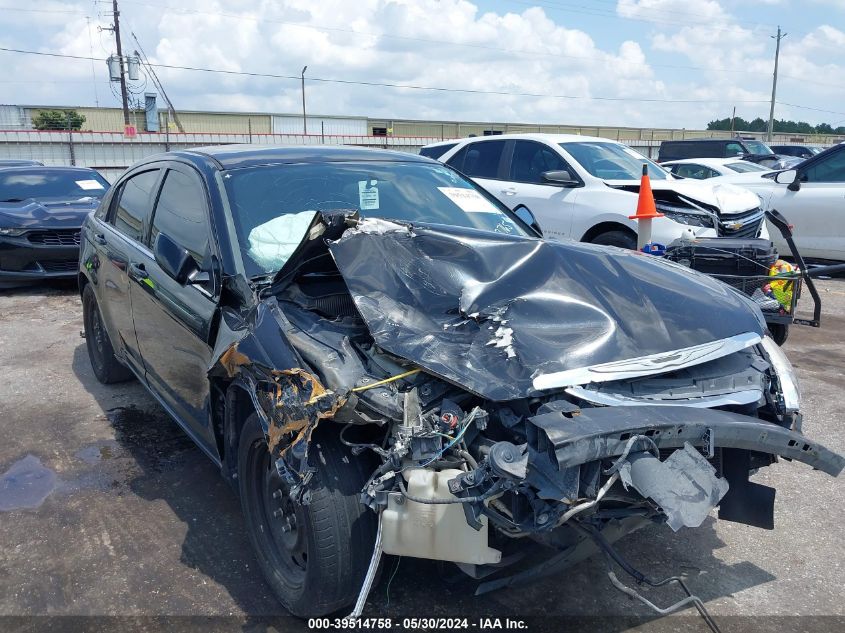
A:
[237,413,376,617]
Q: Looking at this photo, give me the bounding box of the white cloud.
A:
[0,0,841,128]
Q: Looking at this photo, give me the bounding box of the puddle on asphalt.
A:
[74,441,121,465]
[0,455,57,511]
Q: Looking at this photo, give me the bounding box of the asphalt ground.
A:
[0,279,843,633]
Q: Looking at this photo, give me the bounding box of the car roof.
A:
[422,132,619,149]
[169,144,434,170]
[661,138,739,144]
[661,158,745,167]
[0,165,103,175]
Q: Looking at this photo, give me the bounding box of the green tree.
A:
[32,109,86,131]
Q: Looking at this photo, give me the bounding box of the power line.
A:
[113,0,776,78]
[0,45,774,105]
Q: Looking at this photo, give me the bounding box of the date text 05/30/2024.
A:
[308,618,528,630]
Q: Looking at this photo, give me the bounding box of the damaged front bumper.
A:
[522,403,843,530]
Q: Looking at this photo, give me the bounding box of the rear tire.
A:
[82,284,134,384]
[590,230,637,250]
[238,413,376,616]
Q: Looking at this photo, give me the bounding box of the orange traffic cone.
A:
[629,163,663,250]
[629,163,663,221]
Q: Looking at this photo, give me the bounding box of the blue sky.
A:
[0,0,842,129]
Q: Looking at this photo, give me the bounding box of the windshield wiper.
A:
[0,198,25,203]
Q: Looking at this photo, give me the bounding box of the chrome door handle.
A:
[128,262,148,281]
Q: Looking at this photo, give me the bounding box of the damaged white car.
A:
[79,146,843,620]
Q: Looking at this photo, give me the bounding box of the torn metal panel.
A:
[208,295,346,484]
[618,443,729,532]
[527,404,845,477]
[328,219,766,401]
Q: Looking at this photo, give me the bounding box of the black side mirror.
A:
[542,170,580,187]
[154,232,198,284]
[514,206,543,237]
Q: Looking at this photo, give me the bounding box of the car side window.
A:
[509,141,569,184]
[803,150,845,183]
[149,168,211,268]
[111,169,161,242]
[673,164,711,179]
[450,140,505,179]
[725,143,744,157]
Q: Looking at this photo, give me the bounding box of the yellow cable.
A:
[351,368,421,392]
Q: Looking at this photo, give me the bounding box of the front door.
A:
[770,148,845,260]
[128,164,220,456]
[501,140,581,240]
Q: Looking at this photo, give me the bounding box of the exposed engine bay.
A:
[209,210,843,616]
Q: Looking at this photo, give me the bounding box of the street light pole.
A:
[301,66,308,135]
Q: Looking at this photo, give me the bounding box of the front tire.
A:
[238,413,376,616]
[769,323,789,346]
[82,284,133,384]
[590,230,637,250]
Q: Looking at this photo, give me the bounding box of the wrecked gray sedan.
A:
[79,146,843,619]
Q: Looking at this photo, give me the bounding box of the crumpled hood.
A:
[328,219,766,401]
[0,198,98,229]
[606,178,761,215]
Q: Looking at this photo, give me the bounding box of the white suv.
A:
[422,134,767,248]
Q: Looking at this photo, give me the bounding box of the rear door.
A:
[129,163,220,456]
[92,167,163,376]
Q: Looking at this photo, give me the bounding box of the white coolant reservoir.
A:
[380,467,502,565]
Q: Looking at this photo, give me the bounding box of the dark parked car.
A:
[0,166,109,287]
[770,145,824,159]
[658,138,783,166]
[0,159,44,167]
[79,146,843,619]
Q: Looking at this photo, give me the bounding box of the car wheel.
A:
[769,323,789,346]
[238,413,377,617]
[82,284,134,384]
[591,230,637,250]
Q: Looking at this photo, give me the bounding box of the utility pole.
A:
[301,66,308,135]
[103,0,131,126]
[730,106,736,134]
[767,26,787,142]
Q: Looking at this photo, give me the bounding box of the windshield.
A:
[222,161,529,277]
[559,142,667,180]
[726,161,770,173]
[742,140,774,155]
[0,169,109,201]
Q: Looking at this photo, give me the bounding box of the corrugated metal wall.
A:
[5,105,843,144]
[272,115,368,135]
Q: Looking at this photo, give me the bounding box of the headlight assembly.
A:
[654,204,716,229]
[761,335,800,412]
[0,228,27,236]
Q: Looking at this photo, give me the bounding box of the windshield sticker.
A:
[358,180,380,210]
[76,179,105,190]
[437,187,498,213]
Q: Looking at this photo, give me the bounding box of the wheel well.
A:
[217,380,257,489]
[580,221,636,243]
[78,272,88,298]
